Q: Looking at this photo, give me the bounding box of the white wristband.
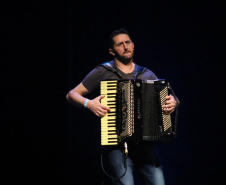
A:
[84,99,89,108]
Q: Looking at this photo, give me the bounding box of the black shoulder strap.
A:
[99,62,114,70]
[98,62,124,79]
[99,62,148,79]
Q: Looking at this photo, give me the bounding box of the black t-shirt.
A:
[82,60,158,92]
[82,60,161,166]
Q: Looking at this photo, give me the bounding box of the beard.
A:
[114,50,134,65]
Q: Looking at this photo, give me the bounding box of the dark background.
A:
[1,0,225,184]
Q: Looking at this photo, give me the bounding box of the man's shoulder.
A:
[89,61,114,73]
[143,68,155,74]
[135,64,157,80]
[135,64,148,73]
[81,61,115,92]
[98,60,115,71]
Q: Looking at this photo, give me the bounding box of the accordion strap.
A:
[98,61,147,79]
[168,83,180,138]
[98,61,123,79]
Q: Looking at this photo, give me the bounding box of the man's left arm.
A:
[162,95,178,114]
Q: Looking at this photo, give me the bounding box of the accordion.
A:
[100,79,178,146]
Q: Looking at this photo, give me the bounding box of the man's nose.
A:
[123,43,128,50]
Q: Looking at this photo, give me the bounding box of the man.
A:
[66,28,177,185]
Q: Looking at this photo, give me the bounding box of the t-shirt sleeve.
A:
[82,66,107,92]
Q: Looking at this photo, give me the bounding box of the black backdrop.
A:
[1,0,225,185]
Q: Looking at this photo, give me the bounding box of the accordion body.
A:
[100,79,177,146]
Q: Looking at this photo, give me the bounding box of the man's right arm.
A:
[66,83,110,117]
[66,83,89,107]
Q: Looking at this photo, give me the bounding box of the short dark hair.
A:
[109,28,133,48]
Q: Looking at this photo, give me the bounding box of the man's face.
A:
[109,34,134,62]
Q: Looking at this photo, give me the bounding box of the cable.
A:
[101,154,127,180]
[100,142,128,182]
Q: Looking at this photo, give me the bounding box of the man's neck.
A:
[114,58,135,74]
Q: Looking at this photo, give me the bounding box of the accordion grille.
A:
[160,87,172,131]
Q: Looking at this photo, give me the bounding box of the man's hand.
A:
[162,95,177,114]
[87,95,111,117]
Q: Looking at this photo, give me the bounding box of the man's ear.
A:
[109,48,115,56]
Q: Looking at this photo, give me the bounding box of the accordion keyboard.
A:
[100,80,118,145]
